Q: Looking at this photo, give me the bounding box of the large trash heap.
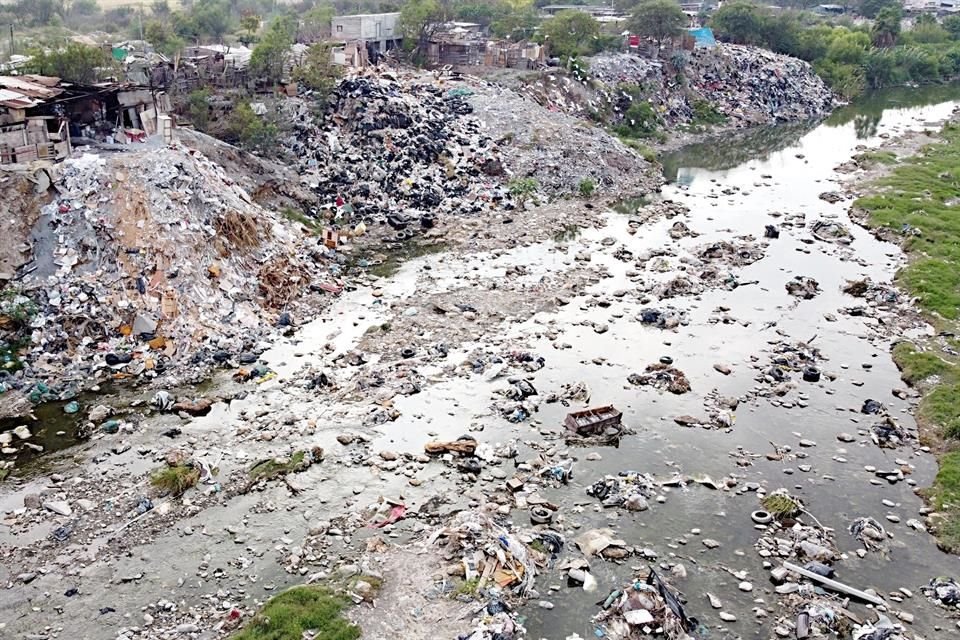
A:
[287,74,513,229]
[525,44,834,130]
[2,144,312,400]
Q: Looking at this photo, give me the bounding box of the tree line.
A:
[711,0,960,97]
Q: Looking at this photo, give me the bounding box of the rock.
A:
[713,364,732,375]
[13,425,31,440]
[379,451,398,461]
[538,600,554,609]
[175,623,200,633]
[707,593,722,609]
[23,493,41,509]
[738,581,753,592]
[76,499,96,511]
[17,572,36,583]
[719,612,737,622]
[623,494,649,511]
[837,432,855,442]
[43,500,72,516]
[338,564,359,578]
[586,452,602,461]
[337,434,357,445]
[88,404,112,423]
[353,580,375,601]
[702,538,720,549]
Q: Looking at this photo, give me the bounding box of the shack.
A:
[0,75,71,164]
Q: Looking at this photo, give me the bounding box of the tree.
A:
[152,0,171,17]
[710,1,766,46]
[70,0,101,16]
[301,4,334,41]
[541,10,600,59]
[630,0,687,51]
[944,15,960,40]
[145,19,185,56]
[871,5,901,48]
[857,0,898,19]
[293,42,342,103]
[25,43,112,84]
[250,16,294,83]
[191,0,232,41]
[240,14,261,45]
[399,0,447,62]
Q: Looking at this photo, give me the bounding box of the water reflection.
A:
[661,83,960,183]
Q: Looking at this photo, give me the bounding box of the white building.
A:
[330,13,402,52]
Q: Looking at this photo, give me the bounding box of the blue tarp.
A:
[687,27,717,48]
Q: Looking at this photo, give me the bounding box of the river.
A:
[3,86,960,639]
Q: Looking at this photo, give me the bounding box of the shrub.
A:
[578,178,596,197]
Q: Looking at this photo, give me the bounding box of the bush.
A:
[186,88,211,131]
[508,177,538,203]
[233,586,359,640]
[578,178,596,197]
[614,100,660,138]
[227,103,278,152]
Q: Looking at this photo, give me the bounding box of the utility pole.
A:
[138,3,144,42]
[8,23,13,59]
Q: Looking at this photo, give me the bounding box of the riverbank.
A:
[848,110,960,552]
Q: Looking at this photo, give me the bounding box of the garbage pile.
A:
[286,74,515,233]
[921,576,960,608]
[685,44,834,125]
[523,45,833,135]
[628,363,691,394]
[586,472,658,511]
[592,569,699,639]
[756,339,825,396]
[4,145,320,398]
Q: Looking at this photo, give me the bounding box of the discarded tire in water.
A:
[400,347,416,359]
[660,356,674,365]
[751,510,773,524]
[530,506,553,524]
[802,366,821,382]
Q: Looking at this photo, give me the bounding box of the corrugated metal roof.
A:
[0,87,42,109]
[0,75,64,99]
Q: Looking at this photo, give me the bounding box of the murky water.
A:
[7,86,960,639]
[350,89,960,638]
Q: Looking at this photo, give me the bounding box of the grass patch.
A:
[233,585,360,640]
[249,450,307,482]
[892,342,955,385]
[854,150,898,166]
[454,577,480,597]
[280,207,319,230]
[761,491,802,519]
[578,178,596,198]
[855,122,960,319]
[860,121,960,553]
[150,464,200,496]
[690,100,726,126]
[617,136,658,162]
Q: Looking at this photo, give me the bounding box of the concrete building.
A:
[330,13,402,52]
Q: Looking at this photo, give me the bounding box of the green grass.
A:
[892,342,955,385]
[616,136,657,162]
[150,465,200,496]
[578,178,596,197]
[233,586,359,640]
[690,100,727,126]
[280,207,319,230]
[454,578,480,597]
[855,123,960,319]
[249,451,307,481]
[860,122,960,553]
[854,150,898,166]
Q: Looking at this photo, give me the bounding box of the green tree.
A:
[857,0,898,19]
[250,16,294,83]
[293,42,342,103]
[301,4,335,41]
[541,10,600,58]
[25,42,112,84]
[399,0,447,62]
[145,19,185,56]
[70,0,100,17]
[227,101,278,151]
[944,15,960,40]
[630,0,687,52]
[711,1,766,46]
[186,88,211,131]
[192,0,232,41]
[489,0,539,41]
[240,14,261,45]
[152,0,171,17]
[871,5,901,48]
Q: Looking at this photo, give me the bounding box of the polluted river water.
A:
[3,87,960,639]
